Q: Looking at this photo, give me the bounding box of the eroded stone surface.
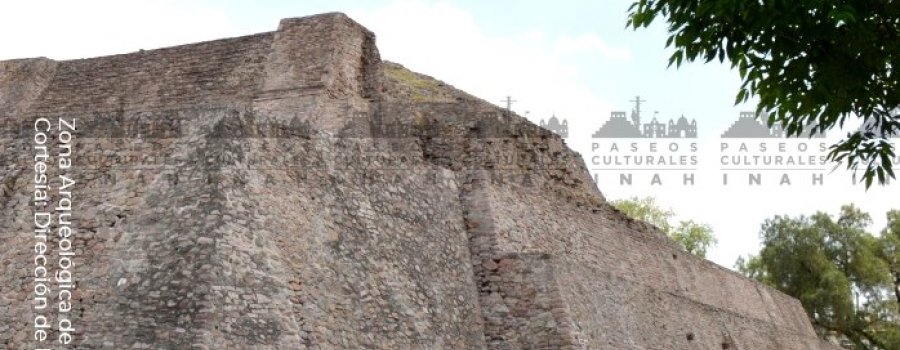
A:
[0,12,842,350]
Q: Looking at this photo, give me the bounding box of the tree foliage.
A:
[737,205,900,349]
[612,196,717,258]
[628,0,900,187]
[879,210,900,315]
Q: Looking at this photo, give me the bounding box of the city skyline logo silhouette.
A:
[592,96,697,138]
[721,111,826,138]
[540,115,569,138]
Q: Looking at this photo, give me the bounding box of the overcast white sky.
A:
[2,0,896,269]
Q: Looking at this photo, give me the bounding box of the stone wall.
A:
[478,252,582,350]
[374,78,837,349]
[0,58,58,116]
[0,12,842,350]
[556,261,848,350]
[255,13,379,133]
[481,182,818,337]
[29,33,272,116]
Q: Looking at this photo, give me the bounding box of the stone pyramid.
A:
[0,13,841,350]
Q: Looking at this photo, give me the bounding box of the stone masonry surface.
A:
[0,12,844,350]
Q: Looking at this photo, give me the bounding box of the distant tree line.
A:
[737,205,900,349]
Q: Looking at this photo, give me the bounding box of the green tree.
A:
[737,205,900,349]
[612,196,717,258]
[878,210,900,313]
[627,1,900,187]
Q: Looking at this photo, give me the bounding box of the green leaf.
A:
[626,0,899,186]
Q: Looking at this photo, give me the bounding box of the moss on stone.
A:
[383,62,457,102]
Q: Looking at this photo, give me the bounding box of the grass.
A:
[383,64,454,102]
